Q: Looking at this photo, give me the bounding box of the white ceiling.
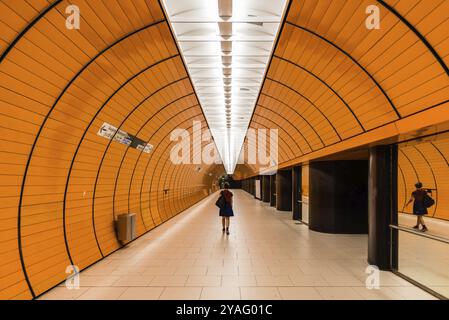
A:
[162,0,287,174]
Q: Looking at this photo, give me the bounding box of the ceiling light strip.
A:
[162,0,287,174]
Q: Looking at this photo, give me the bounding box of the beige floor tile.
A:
[112,275,154,286]
[289,274,329,287]
[77,287,127,300]
[224,258,251,267]
[39,287,89,300]
[159,287,202,300]
[81,265,118,276]
[316,287,364,300]
[376,272,415,287]
[238,265,271,275]
[221,275,257,287]
[251,258,280,267]
[207,266,239,275]
[149,275,188,287]
[298,265,336,276]
[277,259,302,267]
[143,266,177,275]
[186,275,221,287]
[389,287,437,300]
[352,287,405,300]
[268,265,303,276]
[322,274,366,287]
[138,259,173,267]
[78,275,121,287]
[110,266,147,275]
[278,287,323,300]
[194,259,224,267]
[118,287,164,300]
[175,265,208,276]
[256,275,293,286]
[174,259,198,267]
[200,287,241,300]
[240,287,282,300]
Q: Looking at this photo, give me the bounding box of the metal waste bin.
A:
[116,213,136,242]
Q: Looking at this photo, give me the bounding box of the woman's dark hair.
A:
[415,182,423,189]
[224,182,230,189]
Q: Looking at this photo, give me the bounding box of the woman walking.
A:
[405,182,429,232]
[218,183,234,235]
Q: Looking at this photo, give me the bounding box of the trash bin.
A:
[116,213,136,242]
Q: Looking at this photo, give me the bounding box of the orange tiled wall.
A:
[0,0,223,299]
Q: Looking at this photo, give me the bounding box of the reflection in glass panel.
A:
[397,230,449,298]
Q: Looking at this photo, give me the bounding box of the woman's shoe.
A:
[226,228,230,235]
[413,225,419,229]
[421,226,428,232]
[222,228,225,233]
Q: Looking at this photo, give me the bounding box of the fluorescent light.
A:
[162,0,287,175]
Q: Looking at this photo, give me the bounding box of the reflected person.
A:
[405,182,430,232]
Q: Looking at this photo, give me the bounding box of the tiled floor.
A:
[39,190,438,300]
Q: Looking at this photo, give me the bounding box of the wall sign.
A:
[97,122,153,154]
[97,122,117,140]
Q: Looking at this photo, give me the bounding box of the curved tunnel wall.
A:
[235,0,449,177]
[3,0,449,300]
[236,0,449,219]
[0,0,224,299]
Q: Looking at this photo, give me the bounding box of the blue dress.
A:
[219,191,234,217]
[412,190,428,216]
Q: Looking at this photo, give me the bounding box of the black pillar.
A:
[231,179,242,189]
[368,145,398,270]
[309,160,368,234]
[243,179,248,193]
[262,175,270,203]
[292,166,302,220]
[270,174,276,207]
[276,169,292,211]
[250,177,255,196]
[227,177,241,189]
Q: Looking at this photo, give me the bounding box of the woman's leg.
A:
[225,217,230,235]
[222,217,226,230]
[419,216,427,230]
[414,216,420,228]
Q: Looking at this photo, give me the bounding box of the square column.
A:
[276,169,292,212]
[368,145,398,270]
[262,175,271,203]
[309,160,368,234]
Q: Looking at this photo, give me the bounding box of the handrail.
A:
[390,224,449,244]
